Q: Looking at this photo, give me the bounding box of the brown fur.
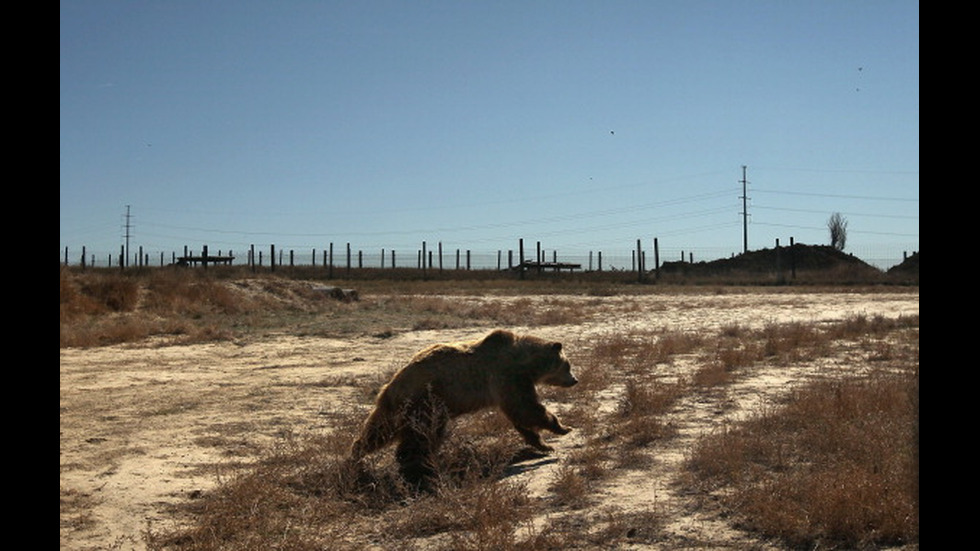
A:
[349,329,577,487]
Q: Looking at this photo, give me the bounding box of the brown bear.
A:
[349,329,577,488]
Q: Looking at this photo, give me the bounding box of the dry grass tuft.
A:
[609,379,683,460]
[686,367,919,549]
[60,486,99,534]
[590,329,699,371]
[147,405,542,550]
[591,508,666,545]
[60,268,139,318]
[144,270,243,315]
[548,463,591,508]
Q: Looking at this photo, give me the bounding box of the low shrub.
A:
[686,369,918,549]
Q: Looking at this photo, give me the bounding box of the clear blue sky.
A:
[60,1,918,270]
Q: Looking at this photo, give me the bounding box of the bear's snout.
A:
[541,370,577,387]
[553,372,578,387]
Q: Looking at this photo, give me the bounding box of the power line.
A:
[135,188,738,242]
[753,221,918,238]
[752,188,917,202]
[752,205,918,220]
[752,165,919,176]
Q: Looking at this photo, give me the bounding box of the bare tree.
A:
[828,212,848,251]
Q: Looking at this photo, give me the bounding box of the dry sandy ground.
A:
[60,290,919,550]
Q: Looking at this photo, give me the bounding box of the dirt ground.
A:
[60,290,919,550]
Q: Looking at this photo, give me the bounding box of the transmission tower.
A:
[124,205,132,267]
[739,166,749,254]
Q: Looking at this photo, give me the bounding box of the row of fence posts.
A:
[62,237,674,281]
[66,237,838,282]
[62,245,238,270]
[63,237,916,280]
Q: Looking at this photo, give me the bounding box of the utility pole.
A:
[124,205,132,267]
[739,166,749,254]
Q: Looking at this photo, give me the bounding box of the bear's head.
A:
[481,329,578,387]
[536,341,578,388]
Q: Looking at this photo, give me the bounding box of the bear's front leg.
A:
[515,426,554,452]
[500,389,572,452]
[546,413,572,435]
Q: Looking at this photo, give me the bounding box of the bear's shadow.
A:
[501,448,559,478]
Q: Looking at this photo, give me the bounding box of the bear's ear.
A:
[483,329,515,347]
[551,342,562,352]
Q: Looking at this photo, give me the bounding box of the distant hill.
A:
[886,251,919,277]
[657,244,885,279]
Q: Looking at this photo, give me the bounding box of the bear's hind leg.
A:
[396,396,450,491]
[396,435,438,491]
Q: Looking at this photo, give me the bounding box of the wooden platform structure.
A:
[175,255,235,267]
[511,260,582,273]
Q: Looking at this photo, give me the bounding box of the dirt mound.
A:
[659,244,880,278]
[887,251,919,276]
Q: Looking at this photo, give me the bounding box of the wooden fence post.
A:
[775,238,783,283]
[519,239,525,279]
[789,237,796,279]
[653,238,660,280]
[636,239,643,282]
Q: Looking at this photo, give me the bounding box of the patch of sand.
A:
[60,290,918,550]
